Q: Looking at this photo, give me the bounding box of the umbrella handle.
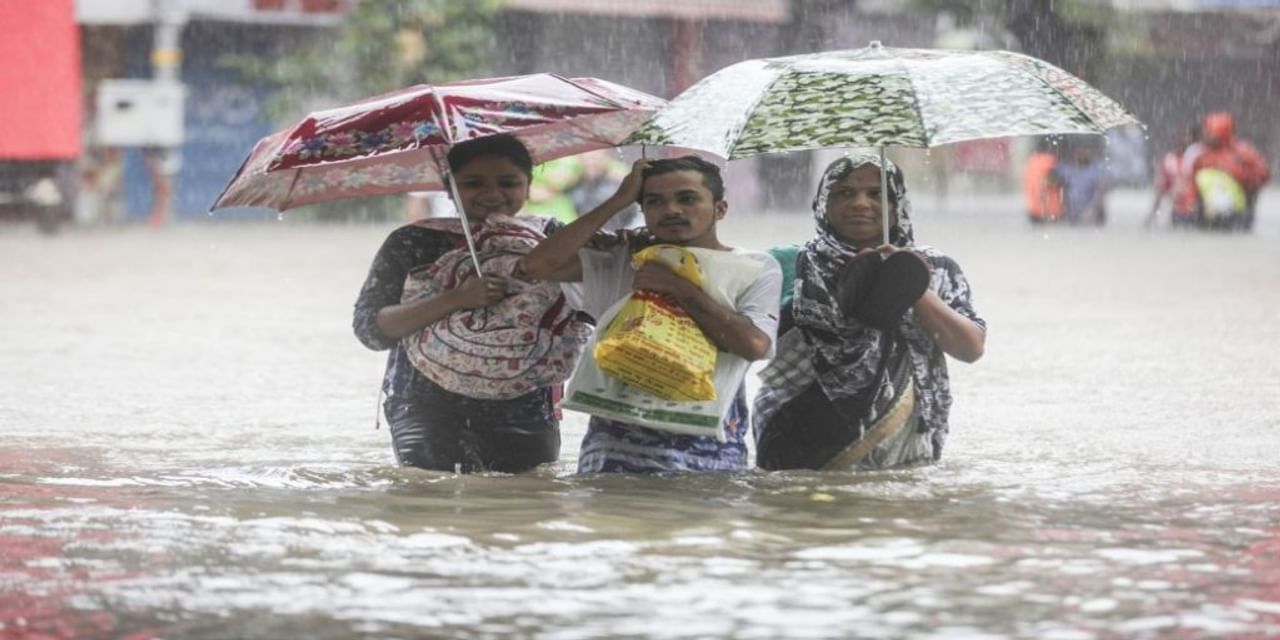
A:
[880,146,890,246]
[446,174,486,277]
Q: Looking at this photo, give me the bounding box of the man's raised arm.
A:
[520,159,648,283]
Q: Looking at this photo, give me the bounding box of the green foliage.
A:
[338,0,504,95]
[223,0,503,122]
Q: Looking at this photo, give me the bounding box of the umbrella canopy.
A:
[212,73,665,211]
[626,42,1141,159]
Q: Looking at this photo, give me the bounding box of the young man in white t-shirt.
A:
[521,156,782,472]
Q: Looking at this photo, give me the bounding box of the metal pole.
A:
[152,1,185,83]
[879,146,890,245]
[445,174,486,276]
[148,0,187,226]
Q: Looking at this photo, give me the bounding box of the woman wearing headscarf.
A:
[754,152,986,470]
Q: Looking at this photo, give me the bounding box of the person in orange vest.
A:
[1023,137,1063,224]
[1190,112,1271,230]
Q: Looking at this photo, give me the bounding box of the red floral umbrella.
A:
[211,73,665,212]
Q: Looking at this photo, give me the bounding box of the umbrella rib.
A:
[558,113,611,150]
[209,154,253,212]
[565,75,626,110]
[897,54,931,147]
[430,90,453,146]
[281,168,304,211]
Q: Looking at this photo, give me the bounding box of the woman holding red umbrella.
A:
[211,74,666,472]
[352,134,586,474]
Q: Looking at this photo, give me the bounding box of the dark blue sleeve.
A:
[353,225,452,351]
[353,230,411,351]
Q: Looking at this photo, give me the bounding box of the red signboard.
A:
[0,0,82,159]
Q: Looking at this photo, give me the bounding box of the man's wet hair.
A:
[447,134,533,179]
[639,155,725,203]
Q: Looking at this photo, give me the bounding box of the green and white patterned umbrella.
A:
[628,43,1141,241]
[628,42,1141,158]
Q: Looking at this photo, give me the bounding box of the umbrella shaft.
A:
[880,146,890,246]
[446,177,486,276]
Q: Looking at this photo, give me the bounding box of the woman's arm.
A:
[873,244,985,363]
[353,231,414,351]
[374,276,506,340]
[520,159,648,283]
[353,228,504,348]
[911,290,985,363]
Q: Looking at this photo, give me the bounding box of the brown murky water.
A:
[2,189,1278,639]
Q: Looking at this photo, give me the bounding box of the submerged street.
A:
[2,188,1278,638]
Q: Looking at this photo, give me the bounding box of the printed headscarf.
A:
[809,151,914,250]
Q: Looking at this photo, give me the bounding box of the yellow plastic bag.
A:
[593,246,717,401]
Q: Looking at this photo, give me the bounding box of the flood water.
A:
[2,189,1279,639]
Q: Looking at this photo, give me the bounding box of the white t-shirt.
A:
[564,242,782,358]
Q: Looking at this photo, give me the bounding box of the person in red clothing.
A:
[1191,112,1271,230]
[1146,125,1200,228]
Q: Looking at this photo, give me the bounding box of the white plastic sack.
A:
[562,246,764,441]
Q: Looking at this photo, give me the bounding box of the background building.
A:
[50,0,1280,222]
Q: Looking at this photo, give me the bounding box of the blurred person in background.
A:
[565,149,638,231]
[1023,137,1064,224]
[524,155,579,223]
[141,147,174,227]
[1189,112,1270,231]
[525,150,639,231]
[1146,124,1200,228]
[401,190,455,220]
[1050,139,1109,226]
